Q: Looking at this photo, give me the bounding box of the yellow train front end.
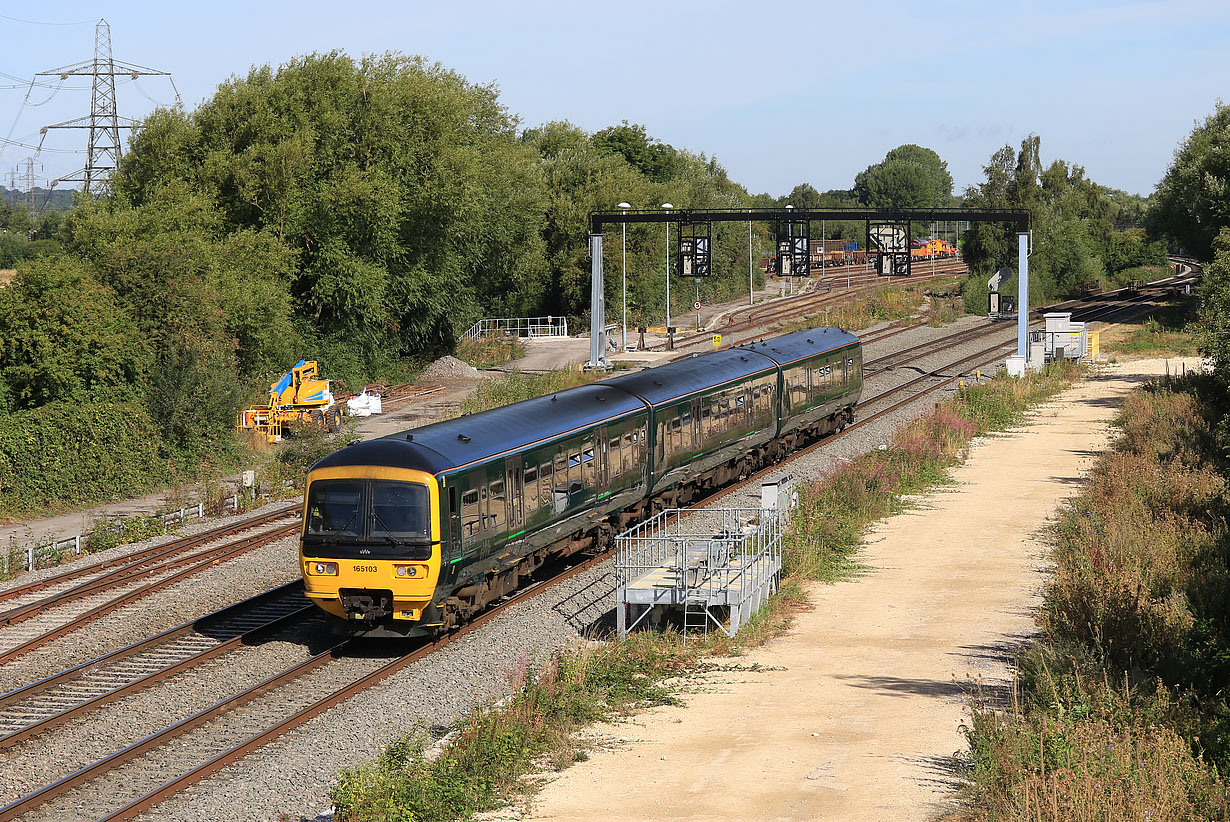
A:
[300,465,444,637]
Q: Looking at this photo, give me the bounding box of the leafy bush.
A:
[0,401,168,516]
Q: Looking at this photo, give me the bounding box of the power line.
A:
[0,135,85,154]
[0,13,95,26]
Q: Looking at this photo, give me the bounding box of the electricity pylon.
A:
[35,18,178,195]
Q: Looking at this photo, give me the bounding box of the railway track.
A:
[652,261,968,354]
[0,583,311,747]
[0,509,298,665]
[0,543,610,821]
[0,506,295,611]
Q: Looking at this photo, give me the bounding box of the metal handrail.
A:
[461,316,569,340]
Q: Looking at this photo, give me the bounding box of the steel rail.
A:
[0,505,297,609]
[0,582,303,712]
[0,588,311,747]
[655,262,967,353]
[0,518,297,630]
[0,523,297,665]
[0,544,612,822]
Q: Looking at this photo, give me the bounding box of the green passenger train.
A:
[300,326,862,636]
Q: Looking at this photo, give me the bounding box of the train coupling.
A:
[339,588,393,622]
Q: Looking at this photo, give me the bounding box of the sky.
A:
[1,0,1226,199]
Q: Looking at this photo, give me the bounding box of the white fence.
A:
[462,316,569,340]
[615,506,782,637]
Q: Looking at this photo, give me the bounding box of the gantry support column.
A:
[587,232,607,369]
[1017,232,1029,359]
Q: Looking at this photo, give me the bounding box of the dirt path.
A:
[514,358,1199,822]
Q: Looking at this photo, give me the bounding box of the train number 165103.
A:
[352,564,379,573]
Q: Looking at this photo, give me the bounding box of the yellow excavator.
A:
[238,360,341,443]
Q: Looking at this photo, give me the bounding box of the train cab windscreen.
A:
[304,479,433,559]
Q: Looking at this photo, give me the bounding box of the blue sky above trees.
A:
[1,0,1226,197]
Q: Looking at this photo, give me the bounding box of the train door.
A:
[690,398,701,449]
[595,425,609,491]
[504,456,523,534]
[445,482,462,567]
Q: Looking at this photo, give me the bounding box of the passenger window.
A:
[582,443,596,487]
[479,485,490,531]
[540,460,552,507]
[489,479,505,530]
[461,488,480,539]
[524,465,539,513]
[568,450,582,488]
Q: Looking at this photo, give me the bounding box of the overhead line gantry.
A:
[585,207,1031,370]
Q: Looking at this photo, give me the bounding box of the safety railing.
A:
[1,497,251,577]
[461,316,569,340]
[615,506,782,637]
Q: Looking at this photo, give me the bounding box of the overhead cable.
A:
[0,13,95,26]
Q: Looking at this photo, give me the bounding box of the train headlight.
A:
[309,562,338,576]
[394,564,419,578]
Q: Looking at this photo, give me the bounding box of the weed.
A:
[331,633,696,822]
[455,335,526,369]
[1101,298,1201,358]
[458,369,598,416]
[85,514,171,554]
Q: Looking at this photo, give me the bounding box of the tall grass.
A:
[954,374,1230,820]
[1101,299,1201,358]
[454,336,525,369]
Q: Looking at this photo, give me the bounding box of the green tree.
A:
[112,51,548,365]
[591,121,679,183]
[64,183,298,380]
[1150,102,1230,259]
[1201,228,1230,387]
[960,135,1127,309]
[0,257,144,412]
[854,144,953,210]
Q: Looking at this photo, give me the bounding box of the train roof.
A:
[597,347,778,406]
[736,326,860,367]
[311,383,646,476]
